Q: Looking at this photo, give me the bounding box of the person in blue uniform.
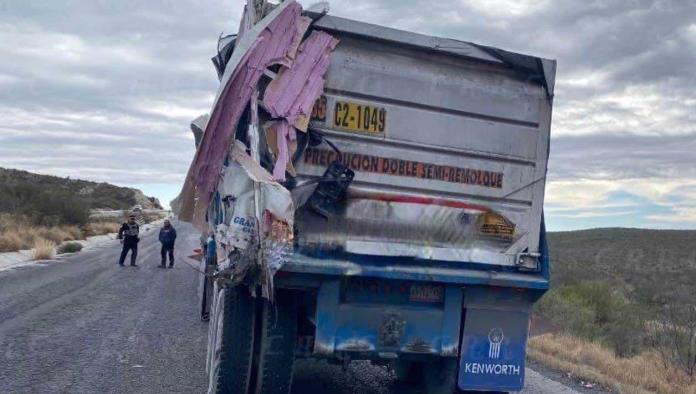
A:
[117,214,140,266]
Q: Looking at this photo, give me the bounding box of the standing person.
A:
[158,219,177,268]
[118,214,140,267]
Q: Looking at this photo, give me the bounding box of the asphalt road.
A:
[0,223,586,394]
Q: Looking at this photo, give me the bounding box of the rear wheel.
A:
[209,286,256,394]
[252,291,298,394]
[207,287,298,394]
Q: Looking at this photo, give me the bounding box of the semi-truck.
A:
[187,2,555,393]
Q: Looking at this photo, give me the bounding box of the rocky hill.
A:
[0,167,162,212]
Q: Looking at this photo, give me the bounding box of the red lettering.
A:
[389,159,398,174]
[301,149,502,189]
[361,156,371,171]
[351,154,360,170]
[370,156,379,172]
[381,158,389,173]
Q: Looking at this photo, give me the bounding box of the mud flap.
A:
[458,292,531,392]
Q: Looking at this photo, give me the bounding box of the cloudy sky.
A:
[0,0,694,230]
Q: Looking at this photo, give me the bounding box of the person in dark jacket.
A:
[158,219,177,268]
[118,214,140,266]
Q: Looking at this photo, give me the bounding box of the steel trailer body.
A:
[280,13,554,393]
[202,8,555,394]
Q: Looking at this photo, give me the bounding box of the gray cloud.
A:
[0,0,694,227]
[549,132,696,180]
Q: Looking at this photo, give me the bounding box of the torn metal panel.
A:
[211,34,236,80]
[261,30,339,180]
[214,141,295,298]
[264,121,298,177]
[268,120,297,180]
[262,31,339,124]
[217,141,295,239]
[190,114,209,148]
[178,0,304,226]
[288,16,313,64]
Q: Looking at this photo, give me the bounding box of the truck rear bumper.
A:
[313,280,463,357]
[283,252,548,290]
[306,277,535,392]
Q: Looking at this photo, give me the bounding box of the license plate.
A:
[409,284,443,303]
[333,100,386,135]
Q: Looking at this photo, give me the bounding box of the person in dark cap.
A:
[117,214,140,267]
[158,219,177,268]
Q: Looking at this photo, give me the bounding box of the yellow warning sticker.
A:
[478,212,515,238]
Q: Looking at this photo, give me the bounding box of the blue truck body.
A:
[193,6,555,393]
[276,220,549,392]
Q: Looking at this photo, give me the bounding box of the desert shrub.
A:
[537,288,597,337]
[84,221,120,236]
[0,231,23,252]
[35,225,82,244]
[57,242,83,254]
[1,183,89,226]
[529,333,696,394]
[27,190,90,226]
[0,214,87,252]
[32,238,56,260]
[0,214,33,252]
[647,299,696,378]
[536,281,647,355]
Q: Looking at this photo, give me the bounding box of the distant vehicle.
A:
[198,4,555,394]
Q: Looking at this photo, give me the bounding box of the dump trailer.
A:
[197,4,555,394]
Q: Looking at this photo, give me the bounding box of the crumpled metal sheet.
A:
[190,113,209,148]
[263,30,339,124]
[178,0,306,228]
[177,0,341,300]
[228,141,294,229]
[261,30,339,181]
[214,141,295,299]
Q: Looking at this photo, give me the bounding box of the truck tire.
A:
[252,291,297,394]
[209,286,256,394]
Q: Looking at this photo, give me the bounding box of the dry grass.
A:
[0,214,115,255]
[529,333,696,394]
[32,238,56,260]
[0,214,123,257]
[0,215,83,252]
[84,221,120,236]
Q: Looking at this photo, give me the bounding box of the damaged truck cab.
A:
[187,2,555,393]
